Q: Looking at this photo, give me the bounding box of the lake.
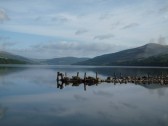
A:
[0,65,168,126]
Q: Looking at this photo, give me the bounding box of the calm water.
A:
[0,65,168,126]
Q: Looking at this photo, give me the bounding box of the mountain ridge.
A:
[75,43,168,66]
[0,51,32,64]
[1,43,168,66]
[0,51,90,65]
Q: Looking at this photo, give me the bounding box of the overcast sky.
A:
[0,0,168,59]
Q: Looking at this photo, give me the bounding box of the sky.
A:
[0,0,168,59]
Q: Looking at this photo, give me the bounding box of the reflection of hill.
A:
[141,84,168,89]
[86,67,168,77]
[0,66,26,76]
[0,104,7,119]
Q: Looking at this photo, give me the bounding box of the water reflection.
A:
[57,76,168,91]
[0,104,7,120]
[0,65,168,126]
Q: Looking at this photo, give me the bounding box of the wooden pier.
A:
[57,72,168,90]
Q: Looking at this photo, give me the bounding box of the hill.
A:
[0,51,90,65]
[0,51,32,64]
[0,58,27,64]
[75,43,168,66]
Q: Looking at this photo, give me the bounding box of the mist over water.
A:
[0,65,168,126]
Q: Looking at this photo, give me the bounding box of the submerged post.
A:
[96,72,98,79]
[114,72,116,79]
[84,72,86,81]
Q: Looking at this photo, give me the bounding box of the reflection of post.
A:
[57,72,64,81]
[147,73,149,84]
[0,105,8,120]
[61,73,63,80]
[57,72,60,81]
[84,83,87,91]
[57,81,64,89]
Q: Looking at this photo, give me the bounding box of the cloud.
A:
[29,40,127,58]
[75,29,88,35]
[50,13,78,24]
[99,13,113,20]
[51,16,68,23]
[8,40,127,59]
[0,36,10,41]
[94,34,114,40]
[0,8,9,23]
[0,42,16,50]
[34,16,42,21]
[157,36,167,45]
[149,36,167,45]
[122,23,139,29]
[1,42,15,47]
[0,0,167,59]
[159,5,168,14]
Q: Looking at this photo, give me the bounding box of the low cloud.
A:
[122,23,139,29]
[27,41,121,58]
[149,36,167,45]
[75,29,88,35]
[158,36,167,45]
[94,34,114,40]
[0,8,10,23]
[0,42,16,50]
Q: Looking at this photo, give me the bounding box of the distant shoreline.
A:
[1,64,168,69]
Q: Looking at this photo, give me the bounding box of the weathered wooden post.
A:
[77,72,79,77]
[84,72,86,82]
[96,72,98,79]
[114,73,116,79]
[61,73,64,80]
[120,73,122,78]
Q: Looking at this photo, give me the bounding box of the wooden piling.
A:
[84,72,86,81]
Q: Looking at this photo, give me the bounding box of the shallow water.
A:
[0,65,168,126]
